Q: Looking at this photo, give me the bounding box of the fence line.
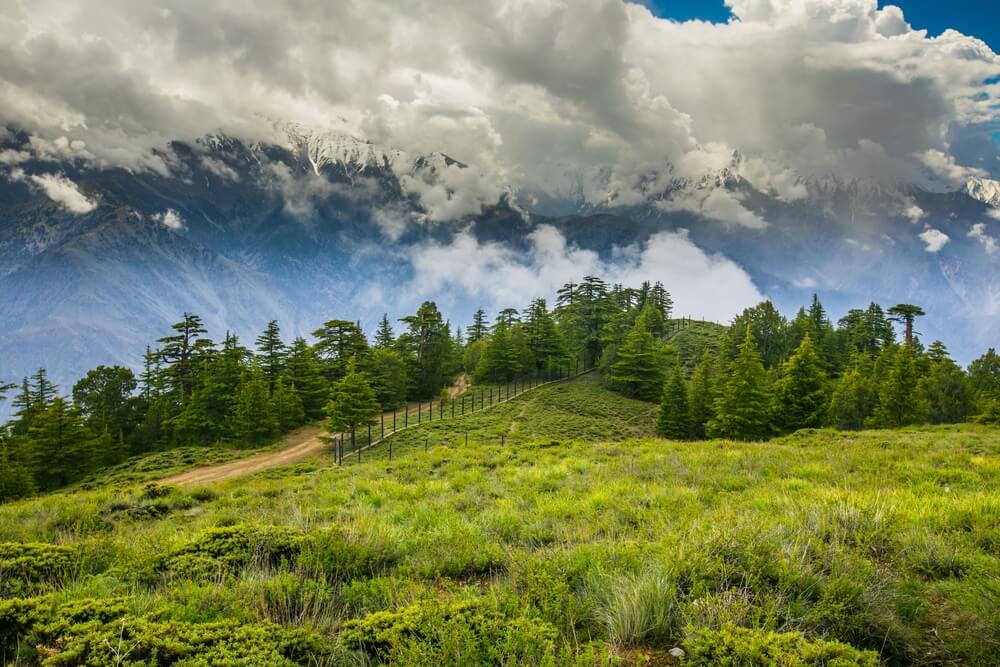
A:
[330,361,595,465]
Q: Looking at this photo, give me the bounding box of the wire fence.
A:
[329,359,594,465]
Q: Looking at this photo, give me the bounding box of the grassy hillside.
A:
[1,375,998,665]
[665,319,727,368]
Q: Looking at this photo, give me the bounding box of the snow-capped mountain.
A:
[1,124,998,417]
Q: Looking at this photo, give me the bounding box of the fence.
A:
[330,359,594,465]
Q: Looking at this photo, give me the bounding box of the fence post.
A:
[465,431,468,447]
[368,423,371,449]
[405,407,409,428]
[381,414,384,441]
[393,409,397,433]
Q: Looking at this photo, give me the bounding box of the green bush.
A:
[297,526,400,581]
[0,542,76,596]
[157,524,305,579]
[340,598,558,665]
[683,624,880,666]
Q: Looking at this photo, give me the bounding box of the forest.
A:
[1,275,998,501]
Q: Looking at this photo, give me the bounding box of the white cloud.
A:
[405,224,763,321]
[657,187,768,229]
[29,172,96,214]
[968,223,998,255]
[199,156,240,182]
[793,276,818,289]
[919,227,950,253]
[153,209,185,231]
[0,0,994,215]
[0,148,30,165]
[903,204,926,222]
[988,209,1000,221]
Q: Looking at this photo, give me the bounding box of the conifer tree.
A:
[609,324,665,401]
[158,313,208,400]
[325,360,381,437]
[312,319,369,380]
[373,314,395,349]
[271,377,306,432]
[368,348,409,408]
[283,337,330,420]
[398,301,455,397]
[688,351,716,439]
[523,298,565,374]
[28,397,95,491]
[920,356,973,424]
[707,328,771,440]
[827,368,875,430]
[775,334,829,431]
[255,320,287,390]
[869,345,926,427]
[658,362,692,439]
[72,365,138,447]
[466,309,489,343]
[229,365,278,448]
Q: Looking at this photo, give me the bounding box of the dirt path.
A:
[162,376,470,487]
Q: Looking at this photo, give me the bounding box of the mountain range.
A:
[2,123,999,412]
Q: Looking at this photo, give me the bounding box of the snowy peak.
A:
[966,177,1000,207]
[280,123,403,176]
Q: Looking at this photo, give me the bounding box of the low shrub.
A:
[157,524,304,579]
[683,624,880,666]
[0,543,76,596]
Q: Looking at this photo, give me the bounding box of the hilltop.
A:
[1,374,998,666]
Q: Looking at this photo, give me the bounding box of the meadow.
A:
[1,374,998,665]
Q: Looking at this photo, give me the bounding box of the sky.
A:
[1,0,999,344]
[645,1,1000,52]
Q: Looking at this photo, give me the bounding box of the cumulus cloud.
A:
[199,156,240,182]
[968,223,998,255]
[658,187,768,229]
[153,209,185,231]
[0,0,995,216]
[404,224,763,321]
[919,227,950,252]
[28,172,96,214]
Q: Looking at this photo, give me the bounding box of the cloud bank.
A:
[0,0,997,218]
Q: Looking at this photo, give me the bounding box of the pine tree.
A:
[325,361,381,437]
[609,324,665,401]
[283,337,330,420]
[707,328,771,440]
[869,345,926,427]
[229,365,278,448]
[920,357,974,424]
[658,363,692,439]
[157,313,208,400]
[398,301,454,397]
[72,365,138,448]
[312,319,369,381]
[373,314,395,349]
[689,352,716,439]
[827,368,875,430]
[888,304,925,348]
[255,320,287,391]
[774,334,828,432]
[271,377,306,432]
[0,434,34,501]
[368,348,409,409]
[523,298,565,375]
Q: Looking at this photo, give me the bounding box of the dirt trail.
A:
[162,376,471,487]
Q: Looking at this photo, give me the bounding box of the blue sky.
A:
[642,1,1000,51]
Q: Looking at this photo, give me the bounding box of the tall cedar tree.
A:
[368,348,409,408]
[312,319,369,381]
[688,351,716,439]
[658,362,692,439]
[869,345,926,427]
[28,397,95,491]
[283,337,330,420]
[523,298,565,375]
[325,360,381,437]
[398,302,454,398]
[373,314,395,349]
[775,334,829,431]
[920,352,974,424]
[466,309,489,343]
[157,313,208,400]
[255,320,286,391]
[609,324,664,401]
[72,365,138,446]
[708,328,771,440]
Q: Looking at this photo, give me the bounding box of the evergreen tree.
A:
[466,309,489,343]
[312,319,369,381]
[373,314,395,349]
[368,348,409,408]
[157,313,208,400]
[0,434,34,501]
[888,304,925,348]
[27,397,96,491]
[708,328,772,440]
[869,345,926,427]
[658,363,692,439]
[609,324,665,401]
[283,337,330,420]
[325,361,381,437]
[398,301,454,397]
[774,334,829,432]
[72,365,138,450]
[827,368,875,430]
[271,377,306,432]
[523,298,565,374]
[255,320,287,390]
[634,300,667,339]
[227,365,278,447]
[688,351,716,439]
[728,301,789,369]
[920,357,974,424]
[968,348,1000,401]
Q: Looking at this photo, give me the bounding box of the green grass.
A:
[1,374,999,665]
[665,319,727,369]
